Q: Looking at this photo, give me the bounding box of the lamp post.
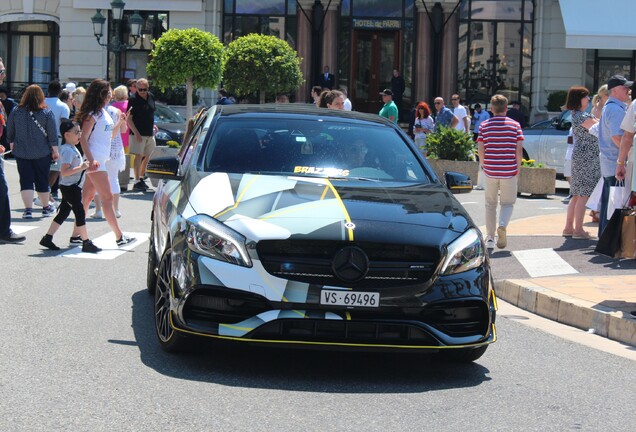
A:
[91,0,143,52]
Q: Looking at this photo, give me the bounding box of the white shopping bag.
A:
[586,177,604,211]
[607,181,628,220]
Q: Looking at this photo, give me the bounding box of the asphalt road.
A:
[1,161,635,430]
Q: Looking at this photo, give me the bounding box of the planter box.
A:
[149,146,179,187]
[427,159,479,185]
[518,166,556,197]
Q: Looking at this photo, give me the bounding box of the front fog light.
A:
[440,228,484,275]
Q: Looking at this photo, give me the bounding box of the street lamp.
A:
[91,1,143,52]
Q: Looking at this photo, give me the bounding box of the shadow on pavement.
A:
[129,290,492,392]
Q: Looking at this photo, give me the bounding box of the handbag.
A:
[595,208,625,257]
[618,209,636,259]
[606,180,628,220]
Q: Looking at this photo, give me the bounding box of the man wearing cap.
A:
[379,89,398,123]
[598,74,632,235]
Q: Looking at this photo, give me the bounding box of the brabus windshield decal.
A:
[293,166,350,176]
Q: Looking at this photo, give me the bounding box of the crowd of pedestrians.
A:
[0,60,150,249]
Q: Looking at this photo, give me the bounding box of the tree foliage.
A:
[426,126,476,161]
[223,34,304,102]
[147,28,224,118]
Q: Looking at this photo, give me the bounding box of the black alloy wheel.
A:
[147,222,158,295]
[155,247,188,352]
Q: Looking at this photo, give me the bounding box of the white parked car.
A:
[522,110,572,176]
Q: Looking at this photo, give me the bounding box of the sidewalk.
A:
[493,212,636,347]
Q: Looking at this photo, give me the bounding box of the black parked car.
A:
[146,104,496,362]
[154,103,187,146]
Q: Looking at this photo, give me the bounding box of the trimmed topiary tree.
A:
[147,28,224,120]
[224,34,304,103]
[426,126,476,161]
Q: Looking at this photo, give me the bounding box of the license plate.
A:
[320,289,380,308]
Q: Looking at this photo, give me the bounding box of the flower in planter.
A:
[521,158,545,168]
[166,140,181,149]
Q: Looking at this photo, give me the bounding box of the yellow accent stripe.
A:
[325,179,354,241]
[215,175,260,218]
[320,185,330,200]
[220,323,255,332]
[169,313,497,349]
[146,169,174,175]
[291,310,306,318]
[345,312,351,321]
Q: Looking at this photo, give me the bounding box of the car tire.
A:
[155,247,189,353]
[147,222,158,295]
[439,345,488,363]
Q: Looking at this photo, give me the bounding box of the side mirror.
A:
[550,116,560,127]
[445,171,473,194]
[146,156,182,181]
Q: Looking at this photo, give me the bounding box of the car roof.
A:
[212,103,396,126]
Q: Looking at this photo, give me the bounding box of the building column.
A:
[296,9,312,102]
[415,10,432,103]
[321,8,338,85]
[439,12,458,101]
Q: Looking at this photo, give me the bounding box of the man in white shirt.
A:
[451,94,469,133]
[614,83,636,190]
[44,81,70,139]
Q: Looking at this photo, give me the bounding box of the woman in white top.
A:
[105,87,127,218]
[75,79,134,247]
[412,102,435,157]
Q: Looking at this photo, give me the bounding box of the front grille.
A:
[249,319,439,346]
[257,240,439,288]
[421,300,490,337]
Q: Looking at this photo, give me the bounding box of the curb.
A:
[495,280,636,346]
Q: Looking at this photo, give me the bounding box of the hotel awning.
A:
[559,0,636,49]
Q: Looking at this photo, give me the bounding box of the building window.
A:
[586,49,636,93]
[0,21,59,97]
[107,11,168,84]
[457,0,534,114]
[223,0,297,49]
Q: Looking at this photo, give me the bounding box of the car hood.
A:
[186,173,472,245]
[157,122,187,135]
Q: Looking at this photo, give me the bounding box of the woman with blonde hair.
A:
[6,84,59,218]
[591,84,609,119]
[75,79,135,247]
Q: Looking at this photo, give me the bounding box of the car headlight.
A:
[155,130,172,141]
[440,228,485,275]
[185,215,252,267]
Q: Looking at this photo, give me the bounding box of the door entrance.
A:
[351,30,399,114]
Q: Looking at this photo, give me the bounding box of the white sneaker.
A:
[115,209,121,218]
[34,197,43,207]
[485,237,495,249]
[90,210,103,219]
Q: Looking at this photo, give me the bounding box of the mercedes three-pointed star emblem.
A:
[332,246,369,282]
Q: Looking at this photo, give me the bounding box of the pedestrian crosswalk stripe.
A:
[10,224,38,235]
[512,248,578,278]
[61,232,148,260]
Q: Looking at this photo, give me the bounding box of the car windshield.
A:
[154,104,185,124]
[202,118,430,182]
